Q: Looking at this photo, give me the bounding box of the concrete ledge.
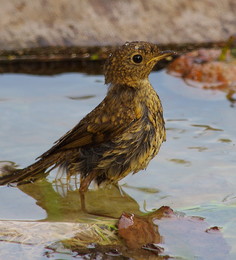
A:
[0,0,235,50]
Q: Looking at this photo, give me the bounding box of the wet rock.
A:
[168,46,236,104]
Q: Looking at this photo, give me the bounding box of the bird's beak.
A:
[147,50,176,64]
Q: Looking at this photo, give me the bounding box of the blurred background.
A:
[0,0,236,49]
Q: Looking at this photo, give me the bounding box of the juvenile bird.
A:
[0,41,174,193]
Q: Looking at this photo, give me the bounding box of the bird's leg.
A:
[79,189,87,213]
[79,172,96,213]
[79,173,118,219]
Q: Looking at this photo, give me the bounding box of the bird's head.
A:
[104,41,175,87]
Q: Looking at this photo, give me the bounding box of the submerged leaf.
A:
[118,206,230,259]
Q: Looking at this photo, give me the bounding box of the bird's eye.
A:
[132,54,143,63]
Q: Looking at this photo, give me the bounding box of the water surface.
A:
[0,70,235,259]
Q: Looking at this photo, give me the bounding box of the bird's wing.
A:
[38,98,137,159]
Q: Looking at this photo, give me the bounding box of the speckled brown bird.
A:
[0,41,175,193]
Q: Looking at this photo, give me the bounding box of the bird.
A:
[0,41,175,196]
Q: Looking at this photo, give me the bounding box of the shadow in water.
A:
[0,60,105,75]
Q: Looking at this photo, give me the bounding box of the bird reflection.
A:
[17,178,142,221]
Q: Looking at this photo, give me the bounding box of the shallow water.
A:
[0,69,236,259]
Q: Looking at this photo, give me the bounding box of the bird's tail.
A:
[0,155,58,186]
